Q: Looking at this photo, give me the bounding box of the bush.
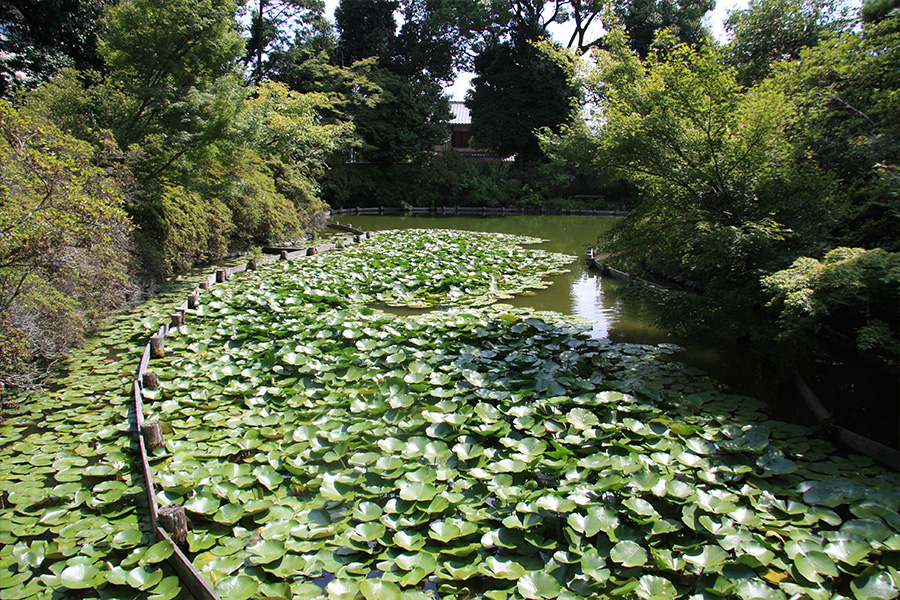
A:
[0,104,134,385]
[763,247,900,356]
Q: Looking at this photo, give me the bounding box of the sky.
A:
[321,0,749,100]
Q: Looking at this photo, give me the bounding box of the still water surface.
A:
[332,215,753,384]
[332,214,899,449]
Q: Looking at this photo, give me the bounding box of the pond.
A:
[331,214,899,450]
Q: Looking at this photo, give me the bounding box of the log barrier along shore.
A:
[130,232,364,599]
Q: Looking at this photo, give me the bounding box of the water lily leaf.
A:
[214,503,245,525]
[517,572,561,599]
[184,494,220,515]
[394,551,437,573]
[326,577,361,600]
[254,465,283,490]
[610,541,648,567]
[795,551,838,583]
[580,550,610,583]
[735,579,787,600]
[149,576,183,600]
[398,481,439,502]
[351,521,386,542]
[636,575,677,600]
[215,575,259,600]
[112,528,144,549]
[824,537,870,566]
[126,565,163,590]
[850,568,900,600]
[360,579,402,600]
[485,556,527,580]
[683,545,729,571]
[58,563,102,589]
[353,501,383,522]
[140,540,175,564]
[248,539,286,564]
[429,521,462,543]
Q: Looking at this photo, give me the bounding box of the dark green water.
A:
[334,215,748,376]
[333,214,899,449]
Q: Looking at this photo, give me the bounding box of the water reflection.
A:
[334,214,652,343]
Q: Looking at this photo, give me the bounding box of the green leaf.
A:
[517,572,561,599]
[58,563,102,589]
[247,539,286,564]
[610,541,648,567]
[636,575,677,600]
[360,579,402,600]
[215,575,259,600]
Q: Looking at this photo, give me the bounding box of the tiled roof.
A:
[449,101,471,125]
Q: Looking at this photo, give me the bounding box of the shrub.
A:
[0,104,134,385]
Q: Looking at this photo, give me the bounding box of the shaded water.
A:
[333,214,899,449]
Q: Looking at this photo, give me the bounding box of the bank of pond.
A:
[0,227,897,600]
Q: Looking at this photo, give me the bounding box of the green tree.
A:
[241,0,329,83]
[332,0,451,165]
[773,11,900,251]
[614,0,714,57]
[0,0,109,97]
[467,17,577,163]
[0,104,133,385]
[99,0,246,179]
[541,30,824,302]
[724,0,851,86]
[763,247,900,356]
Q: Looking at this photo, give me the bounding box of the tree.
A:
[99,0,246,178]
[763,247,900,356]
[241,0,329,83]
[614,0,714,57]
[772,11,900,251]
[724,0,852,86]
[541,29,824,302]
[0,0,109,98]
[332,0,452,165]
[0,104,133,385]
[466,19,577,163]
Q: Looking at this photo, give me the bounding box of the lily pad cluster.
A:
[139,230,900,600]
[0,299,205,598]
[297,228,575,308]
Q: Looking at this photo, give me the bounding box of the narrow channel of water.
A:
[333,214,899,450]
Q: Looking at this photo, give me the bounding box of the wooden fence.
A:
[329,206,627,217]
[130,234,363,599]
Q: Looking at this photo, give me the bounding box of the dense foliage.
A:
[7,230,897,599]
[543,7,900,357]
[0,104,134,388]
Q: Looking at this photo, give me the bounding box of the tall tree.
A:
[0,0,109,97]
[725,0,853,86]
[332,0,452,165]
[241,0,328,84]
[540,29,824,302]
[614,0,714,57]
[99,0,246,178]
[466,15,576,163]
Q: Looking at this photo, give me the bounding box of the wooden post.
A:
[216,269,227,283]
[142,372,159,389]
[356,235,364,243]
[280,251,289,260]
[378,206,384,215]
[158,504,188,548]
[170,311,183,328]
[150,333,164,359]
[141,419,165,450]
[199,280,210,291]
[187,291,199,309]
[307,247,318,256]
[365,232,371,239]
[247,259,258,271]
